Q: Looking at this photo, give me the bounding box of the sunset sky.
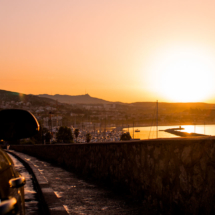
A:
[1,0,215,103]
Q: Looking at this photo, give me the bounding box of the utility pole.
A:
[194,122,196,133]
[133,121,134,139]
[104,117,106,140]
[86,114,88,133]
[100,118,102,134]
[49,111,53,142]
[90,115,91,132]
[204,121,205,135]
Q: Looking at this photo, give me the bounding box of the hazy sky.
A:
[1,0,215,103]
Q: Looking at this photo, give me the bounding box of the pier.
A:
[164,128,208,137]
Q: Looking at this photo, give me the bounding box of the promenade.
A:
[8,150,155,215]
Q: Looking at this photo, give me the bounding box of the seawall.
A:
[9,137,215,214]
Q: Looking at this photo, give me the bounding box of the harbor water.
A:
[123,124,215,140]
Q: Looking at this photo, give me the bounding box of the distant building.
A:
[35,109,44,113]
[43,116,62,129]
[82,105,103,110]
[103,104,116,110]
[70,113,79,117]
[46,106,56,111]
[83,122,93,128]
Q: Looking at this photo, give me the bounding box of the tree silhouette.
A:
[86,133,91,143]
[56,126,73,143]
[45,131,52,144]
[74,129,80,143]
[120,132,131,141]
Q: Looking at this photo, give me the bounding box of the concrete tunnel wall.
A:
[9,137,215,214]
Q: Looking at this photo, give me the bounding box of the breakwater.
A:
[9,137,215,214]
[165,128,208,137]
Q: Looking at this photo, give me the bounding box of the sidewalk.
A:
[8,150,153,215]
[7,150,68,215]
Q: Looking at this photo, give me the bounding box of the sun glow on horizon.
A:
[149,45,215,102]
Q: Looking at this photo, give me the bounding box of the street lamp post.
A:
[49,111,54,142]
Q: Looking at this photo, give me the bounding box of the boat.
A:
[135,129,140,132]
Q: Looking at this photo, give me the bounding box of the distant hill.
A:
[38,94,112,104]
[1,89,215,111]
[0,89,56,106]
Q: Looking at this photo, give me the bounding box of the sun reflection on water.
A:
[182,126,194,134]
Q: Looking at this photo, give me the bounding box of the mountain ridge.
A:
[38,93,121,104]
[1,89,215,109]
[0,89,56,106]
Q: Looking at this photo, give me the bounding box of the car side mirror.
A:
[9,176,26,188]
[0,109,40,141]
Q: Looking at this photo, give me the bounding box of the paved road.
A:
[8,151,155,215]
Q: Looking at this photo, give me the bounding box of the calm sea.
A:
[123,125,215,140]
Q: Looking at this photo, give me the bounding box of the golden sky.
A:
[1,0,215,103]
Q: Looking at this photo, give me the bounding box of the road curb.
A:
[6,150,68,215]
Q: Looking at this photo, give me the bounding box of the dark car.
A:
[0,148,25,215]
[0,109,39,215]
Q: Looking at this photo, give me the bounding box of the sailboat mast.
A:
[157,100,158,139]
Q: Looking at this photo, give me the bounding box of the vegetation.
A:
[20,139,35,145]
[45,131,52,144]
[86,133,91,143]
[74,129,80,143]
[120,132,131,141]
[56,126,73,143]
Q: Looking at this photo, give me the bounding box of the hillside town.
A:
[1,90,215,143]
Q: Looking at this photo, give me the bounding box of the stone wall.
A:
[10,137,215,214]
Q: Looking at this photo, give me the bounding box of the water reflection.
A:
[124,124,214,139]
[183,125,194,133]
